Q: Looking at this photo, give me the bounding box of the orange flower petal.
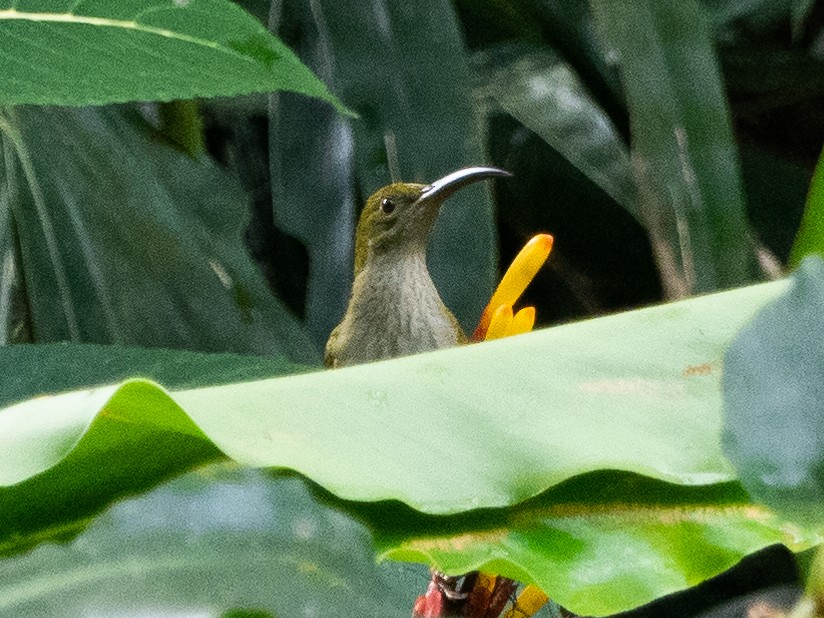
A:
[473,234,553,341]
[503,585,549,617]
[508,306,536,336]
[485,304,513,340]
[476,572,497,594]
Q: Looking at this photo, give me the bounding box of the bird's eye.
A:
[380,198,396,215]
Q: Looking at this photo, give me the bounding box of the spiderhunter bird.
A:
[324,166,509,368]
[324,167,517,617]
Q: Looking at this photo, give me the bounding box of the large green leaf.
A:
[0,343,307,557]
[354,471,814,617]
[0,463,421,617]
[0,106,317,361]
[3,461,807,618]
[0,0,347,110]
[0,278,790,523]
[591,0,757,296]
[270,0,496,335]
[723,256,824,524]
[2,280,819,615]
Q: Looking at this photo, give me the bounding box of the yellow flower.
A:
[472,234,553,342]
[503,585,551,617]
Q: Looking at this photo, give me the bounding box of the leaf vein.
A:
[0,10,264,66]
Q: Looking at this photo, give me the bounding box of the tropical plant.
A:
[1,0,823,616]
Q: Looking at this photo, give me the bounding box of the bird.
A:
[324,166,510,368]
[324,166,513,617]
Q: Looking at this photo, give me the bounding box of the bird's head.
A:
[353,166,511,275]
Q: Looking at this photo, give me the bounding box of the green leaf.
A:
[0,166,29,344]
[792,0,817,39]
[0,343,306,409]
[0,106,317,361]
[0,342,307,556]
[475,43,639,221]
[0,0,348,111]
[3,281,819,615]
[356,471,816,617]
[702,0,791,31]
[271,0,497,334]
[790,147,824,267]
[591,0,757,295]
[723,256,824,524]
[0,463,420,616]
[0,278,791,529]
[268,3,355,346]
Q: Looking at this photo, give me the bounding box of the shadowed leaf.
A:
[591,0,757,296]
[0,106,317,361]
[724,256,824,524]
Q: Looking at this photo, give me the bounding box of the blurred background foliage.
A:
[3,0,824,358]
[210,0,824,355]
[2,0,824,616]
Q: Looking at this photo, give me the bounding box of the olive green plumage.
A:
[323,167,512,613]
[324,167,509,368]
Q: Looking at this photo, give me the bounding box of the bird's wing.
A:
[323,324,340,368]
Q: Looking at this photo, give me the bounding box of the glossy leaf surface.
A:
[0,279,818,617]
[0,0,347,110]
[0,279,789,517]
[0,342,306,557]
[362,472,815,617]
[475,44,639,221]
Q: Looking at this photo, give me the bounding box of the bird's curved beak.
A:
[415,166,512,207]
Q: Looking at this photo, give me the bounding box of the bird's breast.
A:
[328,255,462,366]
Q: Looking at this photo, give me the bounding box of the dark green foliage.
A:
[724,257,824,524]
[1,0,823,616]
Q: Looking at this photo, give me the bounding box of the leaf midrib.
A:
[0,9,256,63]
